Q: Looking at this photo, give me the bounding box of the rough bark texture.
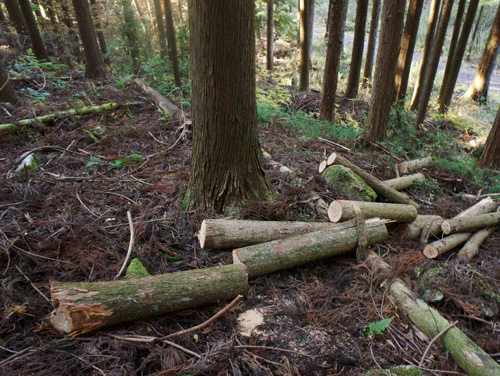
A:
[50,264,249,334]
[184,0,272,213]
[438,0,479,112]
[3,0,26,34]
[152,0,167,57]
[0,60,18,104]
[328,200,417,223]
[466,5,483,62]
[299,0,314,91]
[415,0,454,129]
[72,0,106,78]
[362,0,380,85]
[122,0,140,71]
[233,221,388,278]
[267,0,274,71]
[397,156,434,174]
[345,0,367,98]
[17,0,48,59]
[319,0,346,121]
[463,2,500,103]
[410,0,441,111]
[383,173,425,191]
[362,0,405,142]
[164,0,181,87]
[478,105,500,168]
[394,0,424,101]
[89,0,108,59]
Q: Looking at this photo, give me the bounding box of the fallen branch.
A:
[397,156,434,175]
[419,321,459,368]
[115,211,135,279]
[135,78,181,121]
[384,173,425,191]
[328,200,417,223]
[458,228,495,262]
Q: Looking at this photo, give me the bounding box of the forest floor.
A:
[1,62,500,376]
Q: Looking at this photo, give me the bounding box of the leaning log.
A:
[328,200,417,223]
[397,156,434,174]
[50,264,249,335]
[458,228,495,262]
[367,252,500,376]
[135,78,181,121]
[384,173,425,191]
[398,215,444,240]
[441,212,500,235]
[233,221,388,278]
[328,153,419,209]
[198,218,366,249]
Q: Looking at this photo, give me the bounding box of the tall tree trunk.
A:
[437,0,479,112]
[164,0,181,87]
[0,4,5,21]
[299,0,314,91]
[362,0,380,85]
[0,59,18,104]
[89,0,108,60]
[57,0,79,57]
[3,0,26,35]
[42,0,59,31]
[345,0,368,98]
[266,0,274,71]
[17,0,49,59]
[319,0,346,121]
[410,0,441,111]
[340,0,348,56]
[153,0,167,58]
[478,105,500,168]
[71,0,106,78]
[463,2,500,103]
[466,5,483,62]
[122,0,140,71]
[394,0,424,101]
[184,0,272,213]
[362,0,406,142]
[415,0,454,129]
[177,0,183,23]
[325,0,332,38]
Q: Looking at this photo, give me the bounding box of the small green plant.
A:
[21,87,51,103]
[110,154,144,167]
[363,317,394,337]
[86,156,104,168]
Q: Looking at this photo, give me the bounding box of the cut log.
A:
[328,200,417,223]
[384,173,425,191]
[397,156,434,174]
[318,160,327,173]
[366,252,500,376]
[199,218,366,249]
[441,212,500,235]
[0,102,140,136]
[233,221,388,278]
[328,153,419,209]
[458,228,495,262]
[455,197,497,218]
[50,264,248,335]
[135,78,181,121]
[398,215,444,240]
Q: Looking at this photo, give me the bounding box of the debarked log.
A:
[233,221,388,278]
[135,78,181,121]
[398,215,444,240]
[50,264,249,335]
[384,173,425,191]
[458,228,495,262]
[397,156,434,175]
[328,200,417,223]
[441,212,500,235]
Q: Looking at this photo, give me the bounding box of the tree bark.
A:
[89,0,108,60]
[164,0,181,87]
[50,264,249,334]
[458,227,494,262]
[0,59,18,104]
[478,105,500,168]
[384,172,425,191]
[441,212,500,235]
[410,0,441,111]
[362,0,380,85]
[463,2,500,103]
[345,0,368,98]
[415,0,454,129]
[122,0,140,72]
[466,5,483,62]
[328,200,417,223]
[233,221,388,278]
[184,0,272,213]
[362,0,406,142]
[72,0,106,78]
[319,0,346,121]
[266,0,274,71]
[17,0,48,59]
[152,0,167,58]
[437,0,479,113]
[4,0,27,35]
[394,0,424,101]
[397,156,434,174]
[299,0,314,91]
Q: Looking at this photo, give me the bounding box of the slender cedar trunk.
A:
[57,0,79,56]
[122,0,140,71]
[42,0,59,31]
[410,0,441,111]
[394,0,424,101]
[345,0,368,98]
[299,0,314,91]
[152,0,167,57]
[463,3,500,103]
[466,5,483,62]
[319,0,346,121]
[415,0,454,129]
[437,0,479,112]
[266,0,274,71]
[184,0,272,213]
[0,5,5,21]
[177,0,183,23]
[17,0,49,59]
[325,0,331,38]
[340,0,348,56]
[362,0,380,85]
[71,0,106,78]
[0,60,18,104]
[89,0,108,59]
[362,0,406,142]
[31,0,43,22]
[478,105,500,168]
[164,0,181,87]
[4,0,26,34]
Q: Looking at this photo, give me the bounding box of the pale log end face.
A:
[319,160,327,173]
[328,201,343,222]
[199,220,207,249]
[423,245,439,259]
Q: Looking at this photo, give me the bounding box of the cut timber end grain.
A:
[328,201,343,222]
[328,200,417,223]
[327,152,336,165]
[423,244,440,258]
[397,156,434,175]
[319,160,327,173]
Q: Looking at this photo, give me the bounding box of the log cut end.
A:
[423,245,439,259]
[50,305,74,334]
[319,160,327,173]
[441,221,451,235]
[328,201,343,223]
[327,152,337,166]
[198,220,208,249]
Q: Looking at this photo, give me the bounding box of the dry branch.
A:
[384,173,425,191]
[458,228,495,262]
[328,200,417,223]
[397,156,434,174]
[135,78,181,120]
[441,212,500,235]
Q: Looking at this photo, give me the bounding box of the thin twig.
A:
[12,245,72,264]
[115,211,134,278]
[235,345,313,358]
[15,266,50,302]
[318,137,351,152]
[419,321,459,368]
[162,339,202,359]
[75,186,99,218]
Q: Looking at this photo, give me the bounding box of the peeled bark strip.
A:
[329,153,419,208]
[458,228,495,262]
[441,212,500,235]
[233,221,388,278]
[367,253,500,376]
[50,264,249,335]
[399,215,444,240]
[397,156,433,174]
[328,200,417,223]
[199,218,364,249]
[384,173,425,191]
[135,78,181,120]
